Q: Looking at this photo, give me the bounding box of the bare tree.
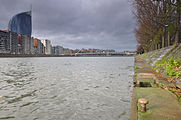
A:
[132,0,180,53]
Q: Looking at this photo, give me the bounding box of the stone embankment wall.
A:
[137,45,181,88]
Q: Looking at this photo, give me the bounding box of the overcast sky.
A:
[0,0,137,51]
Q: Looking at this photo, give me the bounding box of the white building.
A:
[41,39,52,54]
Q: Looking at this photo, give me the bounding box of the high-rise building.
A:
[38,40,42,54]
[10,32,18,54]
[52,45,64,55]
[7,11,32,54]
[30,37,35,54]
[33,38,42,54]
[0,30,10,53]
[0,30,18,54]
[8,11,32,36]
[41,39,52,54]
[17,34,22,54]
[33,38,38,54]
[21,35,31,54]
[41,43,45,54]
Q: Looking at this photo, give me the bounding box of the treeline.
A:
[132,0,181,53]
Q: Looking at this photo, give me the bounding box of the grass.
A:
[149,59,153,63]
[154,56,181,78]
[135,65,141,70]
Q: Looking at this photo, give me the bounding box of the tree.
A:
[132,0,181,53]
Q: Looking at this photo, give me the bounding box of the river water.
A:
[0,57,134,120]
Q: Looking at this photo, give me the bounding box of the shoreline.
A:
[0,54,135,58]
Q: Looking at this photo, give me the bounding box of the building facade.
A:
[30,37,35,54]
[1,11,33,55]
[0,31,10,53]
[41,39,52,54]
[0,30,19,54]
[33,38,43,54]
[21,35,31,54]
[63,48,71,55]
[8,11,32,36]
[10,32,18,54]
[52,45,64,55]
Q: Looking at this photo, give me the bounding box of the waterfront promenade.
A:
[131,55,181,120]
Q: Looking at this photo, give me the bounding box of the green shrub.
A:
[149,59,153,63]
[154,56,181,78]
[135,66,141,70]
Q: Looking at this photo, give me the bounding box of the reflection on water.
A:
[0,57,134,120]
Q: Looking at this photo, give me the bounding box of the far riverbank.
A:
[0,54,135,58]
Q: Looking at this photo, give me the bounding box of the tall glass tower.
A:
[8,11,32,36]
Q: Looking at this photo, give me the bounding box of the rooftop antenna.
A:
[30,4,32,15]
[30,4,32,36]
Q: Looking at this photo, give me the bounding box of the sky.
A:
[0,0,137,51]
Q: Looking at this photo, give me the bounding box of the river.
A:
[0,57,134,120]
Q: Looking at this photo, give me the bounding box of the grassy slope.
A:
[136,45,181,87]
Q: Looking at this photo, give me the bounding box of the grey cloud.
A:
[0,0,136,51]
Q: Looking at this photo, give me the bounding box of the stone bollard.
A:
[136,81,140,87]
[138,98,149,112]
[154,79,156,84]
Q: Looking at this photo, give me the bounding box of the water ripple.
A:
[0,57,134,120]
